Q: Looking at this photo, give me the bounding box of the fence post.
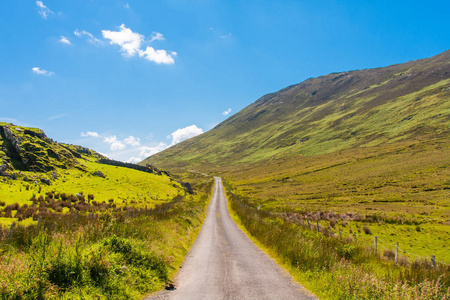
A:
[395,242,399,265]
[431,255,436,268]
[307,219,311,230]
[374,236,377,254]
[354,233,357,243]
[316,220,320,232]
[339,229,342,239]
[9,222,15,237]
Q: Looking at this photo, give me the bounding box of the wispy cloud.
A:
[79,126,202,162]
[48,113,67,120]
[74,29,102,45]
[222,108,232,116]
[127,157,141,163]
[138,142,169,158]
[150,32,165,42]
[81,131,100,138]
[32,67,54,76]
[60,36,71,45]
[124,136,140,146]
[104,135,126,151]
[101,24,176,64]
[124,3,130,9]
[36,1,54,19]
[221,33,232,39]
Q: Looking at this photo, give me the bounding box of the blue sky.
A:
[1,0,449,162]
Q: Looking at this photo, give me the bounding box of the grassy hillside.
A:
[145,51,450,298]
[144,50,450,168]
[0,123,216,298]
[0,122,184,227]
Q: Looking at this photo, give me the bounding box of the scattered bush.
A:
[363,226,372,235]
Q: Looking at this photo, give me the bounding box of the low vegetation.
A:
[0,174,214,299]
[226,182,450,299]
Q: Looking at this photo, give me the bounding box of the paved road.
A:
[146,177,316,300]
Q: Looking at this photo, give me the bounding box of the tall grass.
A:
[0,178,214,299]
[225,181,450,299]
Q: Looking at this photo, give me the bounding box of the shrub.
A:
[363,226,372,235]
[383,249,395,260]
[87,249,110,285]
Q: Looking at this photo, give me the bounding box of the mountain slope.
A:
[143,50,450,169]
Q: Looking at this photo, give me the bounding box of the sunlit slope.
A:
[144,50,450,169]
[0,123,183,226]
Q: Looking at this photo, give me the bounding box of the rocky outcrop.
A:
[180,181,195,194]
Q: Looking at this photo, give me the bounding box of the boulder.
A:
[40,178,51,185]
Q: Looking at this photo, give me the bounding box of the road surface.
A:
[146,177,316,300]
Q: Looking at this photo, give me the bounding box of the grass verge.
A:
[0,177,214,299]
[224,180,450,300]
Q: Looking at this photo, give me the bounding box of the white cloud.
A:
[221,32,232,39]
[60,36,71,45]
[101,24,176,64]
[169,125,203,146]
[124,136,140,147]
[150,32,165,42]
[103,135,126,151]
[222,108,232,116]
[138,142,169,158]
[124,3,130,9]
[81,131,100,138]
[36,1,54,19]
[126,157,141,163]
[139,47,176,64]
[74,29,102,45]
[102,24,144,56]
[32,67,54,76]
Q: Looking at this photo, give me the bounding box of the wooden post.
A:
[316,220,320,232]
[354,233,357,243]
[339,229,342,239]
[395,242,399,265]
[374,236,378,254]
[307,219,311,230]
[431,255,436,268]
[9,223,15,237]
[37,216,42,230]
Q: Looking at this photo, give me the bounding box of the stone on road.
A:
[146,177,316,300]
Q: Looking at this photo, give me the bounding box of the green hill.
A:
[0,122,184,227]
[143,50,450,169]
[143,50,450,265]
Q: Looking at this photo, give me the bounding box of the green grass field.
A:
[0,158,184,227]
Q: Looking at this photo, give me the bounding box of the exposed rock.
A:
[40,178,51,185]
[93,170,105,178]
[181,181,195,194]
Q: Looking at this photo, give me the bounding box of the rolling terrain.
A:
[0,123,215,299]
[145,50,450,168]
[144,50,450,299]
